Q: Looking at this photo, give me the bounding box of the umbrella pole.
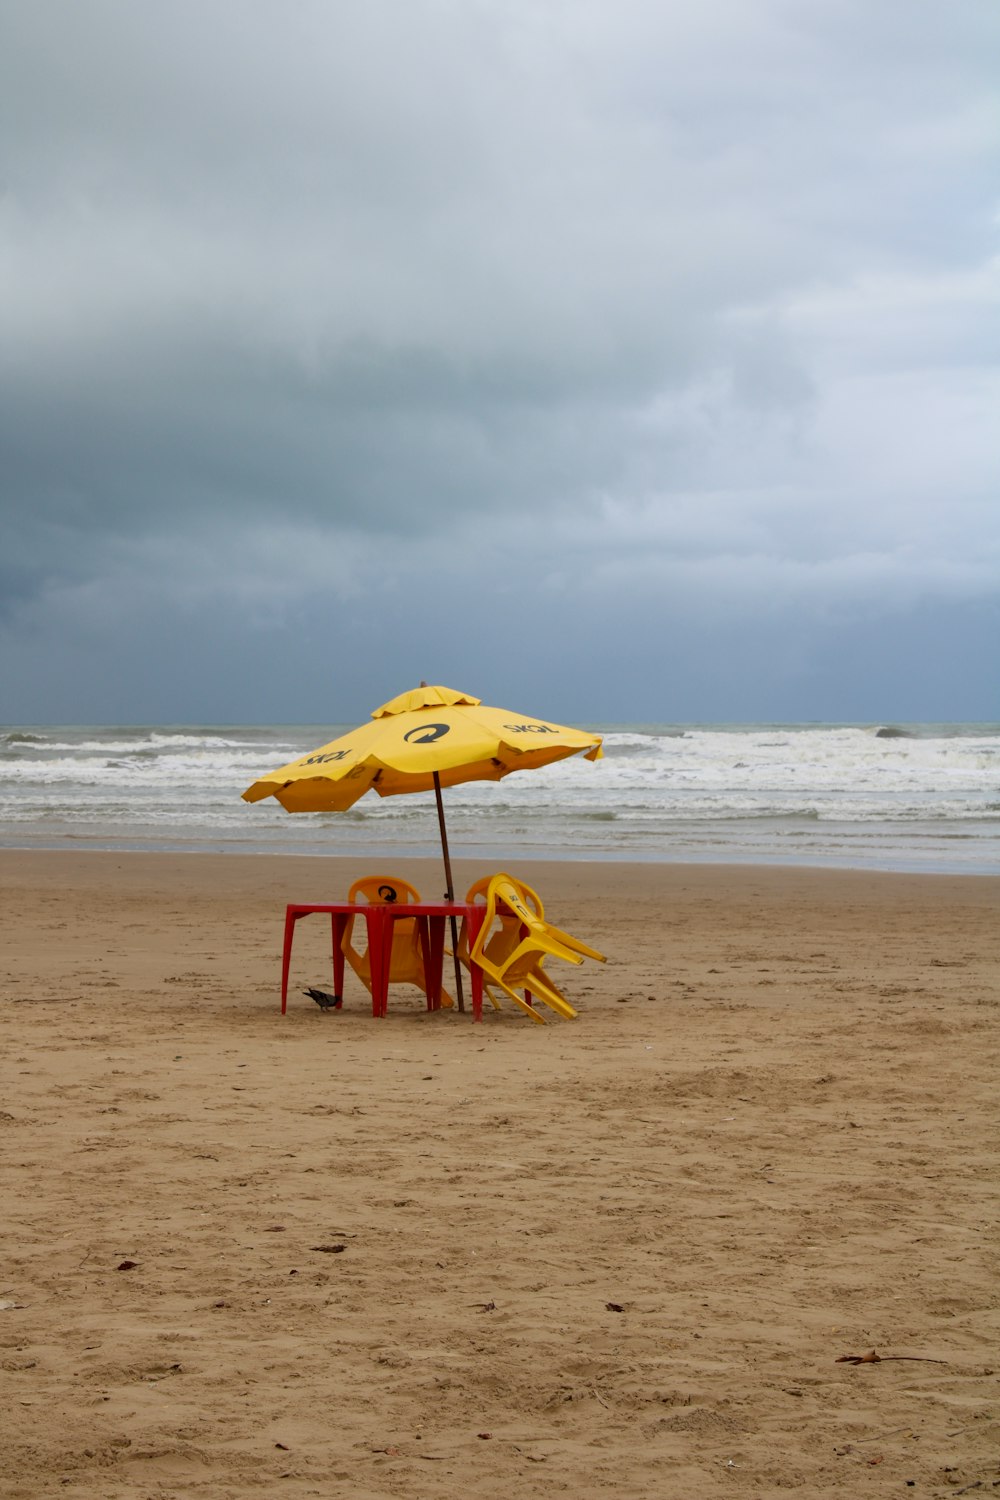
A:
[433,771,466,1013]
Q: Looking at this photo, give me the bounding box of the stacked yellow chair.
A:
[466,872,605,1023]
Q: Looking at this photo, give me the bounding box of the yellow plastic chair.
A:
[464,874,544,921]
[467,872,605,1023]
[342,876,454,1009]
[452,875,546,1013]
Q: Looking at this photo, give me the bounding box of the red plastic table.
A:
[280,901,490,1021]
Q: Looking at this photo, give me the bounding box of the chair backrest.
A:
[341,875,433,993]
[488,873,545,923]
[474,873,604,970]
[470,872,544,919]
[348,875,421,906]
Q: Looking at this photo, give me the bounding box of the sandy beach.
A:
[1,850,997,1499]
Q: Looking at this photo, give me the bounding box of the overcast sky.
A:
[2,0,998,725]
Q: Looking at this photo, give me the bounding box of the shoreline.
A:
[2,837,998,878]
[5,844,1000,886]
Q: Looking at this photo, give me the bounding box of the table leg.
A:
[366,908,389,1017]
[331,914,348,1000]
[422,915,448,1011]
[519,921,535,1011]
[281,907,299,1014]
[464,905,488,1023]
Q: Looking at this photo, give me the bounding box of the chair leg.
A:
[523,973,578,1020]
[493,977,547,1024]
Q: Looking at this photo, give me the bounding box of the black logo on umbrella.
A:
[403,722,451,744]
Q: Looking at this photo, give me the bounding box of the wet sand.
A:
[1,851,998,1498]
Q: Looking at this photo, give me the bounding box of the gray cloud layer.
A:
[2,0,998,722]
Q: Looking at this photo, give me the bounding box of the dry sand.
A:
[1,850,998,1499]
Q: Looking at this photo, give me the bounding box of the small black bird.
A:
[304,987,343,1011]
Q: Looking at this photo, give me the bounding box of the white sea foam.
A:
[1,722,998,872]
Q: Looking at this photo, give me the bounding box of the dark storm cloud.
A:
[1,0,998,720]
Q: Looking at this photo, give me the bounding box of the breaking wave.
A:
[1,720,998,872]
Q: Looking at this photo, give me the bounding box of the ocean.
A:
[1,722,999,875]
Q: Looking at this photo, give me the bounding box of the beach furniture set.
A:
[279,870,605,1024]
[245,682,606,1022]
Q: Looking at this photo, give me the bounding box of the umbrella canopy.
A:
[242,685,603,812]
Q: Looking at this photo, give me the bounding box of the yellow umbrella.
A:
[242,683,603,1009]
